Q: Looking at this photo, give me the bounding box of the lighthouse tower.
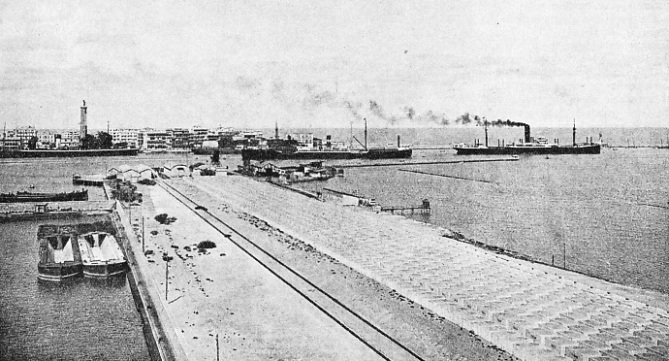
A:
[79,100,88,147]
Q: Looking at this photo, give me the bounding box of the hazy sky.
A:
[1,0,667,130]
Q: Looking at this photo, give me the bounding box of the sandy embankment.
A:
[128,183,391,361]
[161,178,519,361]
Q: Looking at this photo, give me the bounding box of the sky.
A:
[1,0,668,130]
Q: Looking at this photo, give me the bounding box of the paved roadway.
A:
[177,176,669,361]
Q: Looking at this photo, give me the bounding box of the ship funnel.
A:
[524,124,531,143]
[397,135,400,148]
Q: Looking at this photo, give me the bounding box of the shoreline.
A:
[167,175,669,360]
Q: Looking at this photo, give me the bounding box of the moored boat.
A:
[77,232,127,278]
[37,225,83,282]
[0,189,88,203]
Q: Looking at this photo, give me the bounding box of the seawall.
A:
[111,202,187,361]
[179,176,669,361]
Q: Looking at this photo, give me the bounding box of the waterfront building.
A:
[0,137,22,150]
[166,128,191,149]
[141,130,170,150]
[58,131,80,149]
[37,131,56,149]
[109,129,140,148]
[14,126,38,147]
[189,126,209,148]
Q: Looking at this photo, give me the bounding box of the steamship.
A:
[242,120,412,161]
[454,123,601,155]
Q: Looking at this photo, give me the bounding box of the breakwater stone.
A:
[180,177,669,361]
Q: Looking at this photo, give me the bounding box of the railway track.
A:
[158,181,426,361]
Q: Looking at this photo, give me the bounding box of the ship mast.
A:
[484,122,489,147]
[364,118,368,150]
[573,119,576,146]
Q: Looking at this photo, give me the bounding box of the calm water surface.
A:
[1,127,667,299]
[0,217,150,361]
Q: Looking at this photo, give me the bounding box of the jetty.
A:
[380,199,431,214]
[333,156,518,168]
[163,176,669,361]
[399,168,496,184]
[73,174,105,186]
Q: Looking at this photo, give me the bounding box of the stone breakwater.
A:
[182,176,669,361]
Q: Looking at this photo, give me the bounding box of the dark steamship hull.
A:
[454,144,601,155]
[0,148,138,158]
[0,190,88,203]
[242,148,412,161]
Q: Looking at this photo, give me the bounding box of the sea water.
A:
[0,218,150,360]
[286,127,669,294]
[0,126,667,355]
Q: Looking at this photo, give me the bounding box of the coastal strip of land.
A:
[332,157,518,168]
[170,175,669,361]
[398,168,496,183]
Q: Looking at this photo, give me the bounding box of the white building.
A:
[141,130,170,150]
[110,129,140,148]
[57,130,80,149]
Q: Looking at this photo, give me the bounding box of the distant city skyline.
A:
[1,1,668,130]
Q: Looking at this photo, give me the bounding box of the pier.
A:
[161,175,669,361]
[333,156,518,168]
[380,199,431,214]
[399,168,495,184]
[73,174,105,186]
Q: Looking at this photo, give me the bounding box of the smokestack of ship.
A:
[480,119,530,144]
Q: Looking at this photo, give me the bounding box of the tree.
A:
[96,132,113,149]
[27,136,39,150]
[81,134,96,149]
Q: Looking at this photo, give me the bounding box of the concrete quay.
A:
[180,176,669,361]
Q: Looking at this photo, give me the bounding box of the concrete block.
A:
[589,331,624,346]
[611,340,645,355]
[601,347,633,360]
[567,322,598,335]
[621,335,654,348]
[633,328,665,345]
[525,326,558,346]
[564,345,603,361]
[647,344,669,357]
[647,320,669,334]
[637,352,669,361]
[545,335,580,355]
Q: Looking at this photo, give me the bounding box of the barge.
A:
[37,225,83,282]
[0,189,88,203]
[78,231,128,278]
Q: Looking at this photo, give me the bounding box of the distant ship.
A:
[242,120,413,161]
[0,148,139,158]
[0,189,88,203]
[454,122,601,155]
